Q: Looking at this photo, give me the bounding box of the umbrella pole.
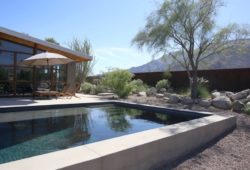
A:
[47,58,51,94]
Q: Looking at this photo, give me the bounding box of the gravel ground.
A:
[123,95,250,170]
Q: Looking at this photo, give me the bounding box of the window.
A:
[0,51,14,66]
[0,39,33,54]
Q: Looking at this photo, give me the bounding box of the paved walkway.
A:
[0,94,107,108]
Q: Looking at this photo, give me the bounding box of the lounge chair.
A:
[60,83,80,98]
[34,90,59,98]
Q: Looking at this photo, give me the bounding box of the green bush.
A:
[130,79,148,93]
[95,84,106,94]
[197,77,210,99]
[102,69,134,98]
[155,79,170,91]
[81,82,94,94]
[197,85,210,99]
[244,105,250,115]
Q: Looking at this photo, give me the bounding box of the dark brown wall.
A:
[134,68,250,92]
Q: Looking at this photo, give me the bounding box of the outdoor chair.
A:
[34,90,59,99]
[60,83,80,99]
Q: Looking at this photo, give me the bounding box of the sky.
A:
[1,0,250,74]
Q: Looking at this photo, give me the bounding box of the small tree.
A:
[68,38,95,85]
[132,0,250,99]
[45,37,60,45]
[102,69,134,98]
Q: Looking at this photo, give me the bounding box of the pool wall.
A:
[0,102,236,170]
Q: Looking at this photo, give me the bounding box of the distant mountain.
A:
[130,40,250,73]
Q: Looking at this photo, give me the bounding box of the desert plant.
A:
[244,105,250,115]
[102,69,134,98]
[81,82,95,94]
[132,0,250,99]
[130,79,148,93]
[95,84,107,94]
[155,79,170,92]
[68,38,95,84]
[197,77,210,99]
[197,86,210,99]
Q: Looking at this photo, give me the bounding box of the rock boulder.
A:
[232,100,245,112]
[199,99,211,107]
[212,96,232,110]
[168,94,180,104]
[138,91,147,97]
[212,92,221,99]
[231,89,249,101]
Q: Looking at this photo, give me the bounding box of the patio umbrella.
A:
[23,52,73,66]
[23,52,73,90]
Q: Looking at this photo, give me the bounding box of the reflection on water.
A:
[0,105,195,164]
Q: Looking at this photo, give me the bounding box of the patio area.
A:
[0,94,106,108]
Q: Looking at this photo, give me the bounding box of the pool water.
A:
[0,104,195,164]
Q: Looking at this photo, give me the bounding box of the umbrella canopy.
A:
[23,52,73,66]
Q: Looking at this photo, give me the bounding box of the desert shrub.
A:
[163,71,172,79]
[146,87,157,96]
[197,77,210,99]
[155,79,170,92]
[197,86,210,99]
[95,84,107,94]
[176,87,191,96]
[244,105,250,115]
[130,79,148,93]
[102,69,134,98]
[81,82,95,94]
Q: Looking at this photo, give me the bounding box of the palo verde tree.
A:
[45,37,60,45]
[132,0,250,99]
[68,38,95,85]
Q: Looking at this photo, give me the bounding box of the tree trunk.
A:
[190,70,198,99]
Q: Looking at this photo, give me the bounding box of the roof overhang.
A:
[0,27,92,62]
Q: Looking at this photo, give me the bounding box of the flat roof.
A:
[0,27,92,62]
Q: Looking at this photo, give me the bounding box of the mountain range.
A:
[130,40,250,73]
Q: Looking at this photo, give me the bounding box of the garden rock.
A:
[232,100,245,112]
[212,92,221,99]
[98,92,115,96]
[138,91,147,97]
[168,94,180,104]
[231,90,249,101]
[146,87,157,96]
[156,93,164,98]
[181,97,193,105]
[163,97,169,101]
[212,96,232,110]
[159,88,167,93]
[199,99,211,107]
[246,102,250,108]
[246,95,250,102]
[225,91,234,98]
[164,93,172,98]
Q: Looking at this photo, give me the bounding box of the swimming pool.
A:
[0,101,236,170]
[0,103,205,164]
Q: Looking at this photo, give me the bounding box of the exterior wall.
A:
[0,38,68,96]
[134,68,250,92]
[66,62,76,93]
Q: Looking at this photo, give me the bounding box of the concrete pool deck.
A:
[0,96,237,170]
[0,94,106,108]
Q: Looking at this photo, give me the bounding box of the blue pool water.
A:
[0,104,197,164]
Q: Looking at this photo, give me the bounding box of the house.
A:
[0,27,92,96]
